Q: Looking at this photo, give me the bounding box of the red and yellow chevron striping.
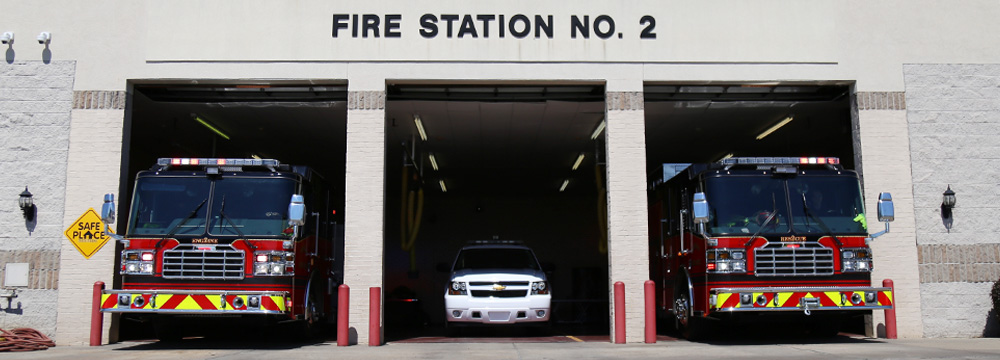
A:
[714,288,892,311]
[101,292,287,313]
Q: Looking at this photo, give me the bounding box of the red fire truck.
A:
[648,157,895,339]
[99,158,340,340]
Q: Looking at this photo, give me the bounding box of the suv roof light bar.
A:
[718,157,840,166]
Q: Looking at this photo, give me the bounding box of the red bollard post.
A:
[369,287,381,346]
[883,279,897,339]
[338,284,350,346]
[614,281,625,344]
[644,280,656,344]
[90,281,105,346]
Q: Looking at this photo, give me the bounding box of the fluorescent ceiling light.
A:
[755,116,794,140]
[414,115,428,141]
[719,153,734,161]
[590,120,606,140]
[571,153,585,171]
[429,153,439,171]
[559,179,570,192]
[438,180,448,193]
[194,116,230,140]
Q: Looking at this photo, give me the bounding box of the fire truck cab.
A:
[98,158,340,340]
[648,157,895,339]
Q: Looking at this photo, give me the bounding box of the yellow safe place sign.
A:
[64,208,113,259]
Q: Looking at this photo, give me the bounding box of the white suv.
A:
[444,242,551,328]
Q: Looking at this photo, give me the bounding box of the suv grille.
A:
[162,244,245,280]
[754,244,834,276]
[471,290,528,298]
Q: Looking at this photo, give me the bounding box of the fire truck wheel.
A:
[673,290,708,341]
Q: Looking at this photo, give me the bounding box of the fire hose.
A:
[0,328,55,352]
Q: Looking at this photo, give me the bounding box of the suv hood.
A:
[451,268,546,282]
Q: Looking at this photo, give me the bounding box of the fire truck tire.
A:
[299,275,326,339]
[673,288,708,341]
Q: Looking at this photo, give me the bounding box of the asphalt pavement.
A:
[5,335,1000,360]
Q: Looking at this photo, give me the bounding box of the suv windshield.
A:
[453,248,540,271]
[705,174,867,236]
[128,176,296,237]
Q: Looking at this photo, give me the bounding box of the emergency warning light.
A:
[718,157,840,166]
[158,158,280,168]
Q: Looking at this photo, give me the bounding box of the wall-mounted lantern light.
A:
[941,185,956,232]
[18,187,35,221]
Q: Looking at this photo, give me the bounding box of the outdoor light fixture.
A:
[429,153,439,171]
[1,32,13,45]
[590,120,606,140]
[438,180,448,193]
[571,153,585,171]
[193,115,231,140]
[756,115,794,140]
[559,179,570,192]
[414,115,428,141]
[18,187,34,221]
[941,185,956,232]
[36,32,50,45]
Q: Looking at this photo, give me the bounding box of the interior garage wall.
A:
[904,64,1000,337]
[0,61,75,338]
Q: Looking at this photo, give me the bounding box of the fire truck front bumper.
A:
[711,286,893,314]
[100,289,289,315]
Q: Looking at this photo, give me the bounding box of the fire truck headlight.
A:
[140,263,153,273]
[732,251,745,260]
[125,263,139,273]
[255,263,269,275]
[717,262,730,271]
[271,264,283,275]
[732,261,746,272]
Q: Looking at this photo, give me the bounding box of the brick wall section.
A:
[919,244,1000,283]
[343,91,385,345]
[0,61,75,338]
[54,109,123,345]
[903,63,1000,337]
[604,91,648,343]
[856,108,923,338]
[858,92,907,111]
[73,91,126,110]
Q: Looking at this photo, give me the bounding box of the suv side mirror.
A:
[288,194,306,226]
[101,193,116,224]
[692,192,709,224]
[877,192,894,222]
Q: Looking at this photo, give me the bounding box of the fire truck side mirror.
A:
[877,192,894,223]
[692,192,710,224]
[101,193,116,224]
[288,194,306,226]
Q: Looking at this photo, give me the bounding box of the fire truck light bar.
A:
[158,158,281,168]
[719,157,839,166]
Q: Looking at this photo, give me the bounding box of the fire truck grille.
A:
[471,290,528,298]
[161,245,245,280]
[754,247,834,276]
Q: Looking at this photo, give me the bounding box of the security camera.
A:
[0,32,13,45]
[37,32,50,45]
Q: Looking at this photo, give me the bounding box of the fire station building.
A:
[1,0,999,345]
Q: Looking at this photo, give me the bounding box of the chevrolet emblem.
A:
[493,284,506,291]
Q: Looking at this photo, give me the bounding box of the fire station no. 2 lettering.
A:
[332,14,657,40]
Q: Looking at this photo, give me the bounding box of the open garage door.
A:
[115,83,348,340]
[383,84,610,341]
[644,83,871,338]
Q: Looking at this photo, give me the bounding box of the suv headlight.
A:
[254,251,295,276]
[448,281,467,295]
[706,249,746,274]
[121,250,154,275]
[842,247,873,273]
[531,281,549,295]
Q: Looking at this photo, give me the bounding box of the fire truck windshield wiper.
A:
[744,194,778,247]
[801,193,843,247]
[159,197,208,248]
[215,195,245,238]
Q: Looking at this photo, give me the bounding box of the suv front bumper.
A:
[445,294,550,324]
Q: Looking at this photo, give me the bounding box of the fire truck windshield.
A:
[128,176,296,237]
[705,174,867,236]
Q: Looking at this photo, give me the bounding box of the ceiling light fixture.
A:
[755,115,794,140]
[559,179,570,192]
[438,180,448,193]
[590,120,606,140]
[571,153,586,171]
[719,153,734,161]
[414,115,428,141]
[193,115,231,140]
[429,153,439,171]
